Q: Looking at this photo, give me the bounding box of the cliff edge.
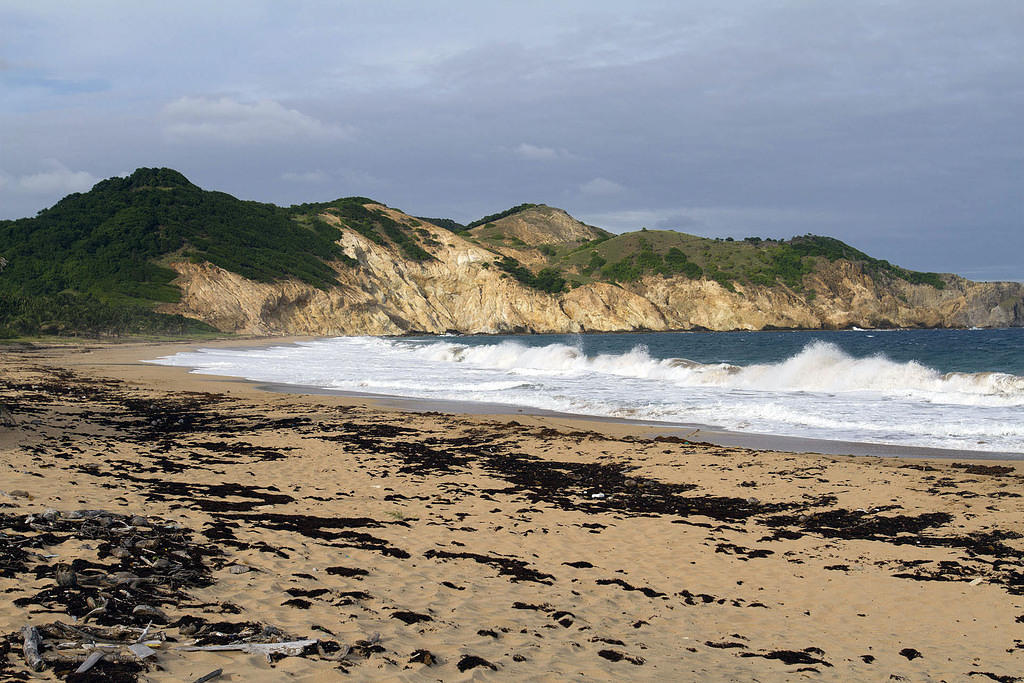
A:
[160,203,1024,335]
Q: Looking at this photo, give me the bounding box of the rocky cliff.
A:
[159,204,1024,335]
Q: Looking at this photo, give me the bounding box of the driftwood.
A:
[178,639,318,656]
[16,620,162,676]
[21,625,43,671]
[193,669,223,683]
[80,597,109,623]
[318,642,351,661]
[53,620,143,644]
[42,651,138,666]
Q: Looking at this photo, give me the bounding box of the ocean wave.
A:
[148,334,1024,453]
[395,339,1024,406]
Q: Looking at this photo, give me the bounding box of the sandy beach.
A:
[2,338,1023,681]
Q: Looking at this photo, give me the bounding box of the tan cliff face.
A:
[159,210,1024,336]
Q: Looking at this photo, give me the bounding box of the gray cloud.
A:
[1,1,1022,280]
[512,143,574,162]
[579,178,625,196]
[9,160,98,195]
[162,96,352,145]
[281,170,329,183]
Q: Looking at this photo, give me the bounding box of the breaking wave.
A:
[149,334,1024,453]
[404,339,1024,406]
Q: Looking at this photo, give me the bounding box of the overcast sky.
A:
[2,1,1022,280]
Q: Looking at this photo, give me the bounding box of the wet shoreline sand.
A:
[1,339,1022,680]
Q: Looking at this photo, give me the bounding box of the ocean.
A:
[148,328,1024,455]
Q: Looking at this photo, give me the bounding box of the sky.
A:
[1,1,1022,280]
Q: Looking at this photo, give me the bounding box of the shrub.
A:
[466,204,542,229]
[495,257,566,293]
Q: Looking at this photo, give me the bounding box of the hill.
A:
[1,168,1021,337]
[468,204,611,247]
[0,169,435,336]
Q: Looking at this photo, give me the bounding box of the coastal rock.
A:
[158,206,1024,335]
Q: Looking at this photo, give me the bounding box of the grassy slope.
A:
[508,229,947,293]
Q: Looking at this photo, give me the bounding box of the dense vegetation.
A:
[0,168,357,336]
[293,197,433,262]
[0,168,453,336]
[415,217,465,233]
[458,209,944,297]
[495,256,566,294]
[0,292,215,338]
[596,240,704,283]
[788,235,945,289]
[1,168,349,294]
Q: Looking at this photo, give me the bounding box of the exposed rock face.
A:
[160,211,1024,336]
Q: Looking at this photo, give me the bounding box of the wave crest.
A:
[403,339,1024,406]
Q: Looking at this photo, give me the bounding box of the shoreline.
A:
[250,380,1024,462]
[2,338,1023,680]
[137,334,1023,462]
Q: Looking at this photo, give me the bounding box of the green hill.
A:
[498,229,945,294]
[0,168,366,337]
[0,168,948,337]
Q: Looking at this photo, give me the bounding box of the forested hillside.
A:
[0,168,355,336]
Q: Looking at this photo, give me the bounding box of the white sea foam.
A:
[397,339,1024,406]
[148,336,1024,453]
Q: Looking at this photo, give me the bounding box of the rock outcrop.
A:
[159,206,1024,336]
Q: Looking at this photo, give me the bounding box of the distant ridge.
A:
[1,167,1021,337]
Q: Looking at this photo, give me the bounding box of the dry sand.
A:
[1,338,1022,682]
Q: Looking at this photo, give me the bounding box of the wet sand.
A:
[1,339,1023,681]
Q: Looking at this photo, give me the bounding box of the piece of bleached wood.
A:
[55,619,139,644]
[177,639,317,657]
[21,625,43,671]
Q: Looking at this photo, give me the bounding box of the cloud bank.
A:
[1,1,1021,279]
[5,161,98,195]
[162,97,352,145]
